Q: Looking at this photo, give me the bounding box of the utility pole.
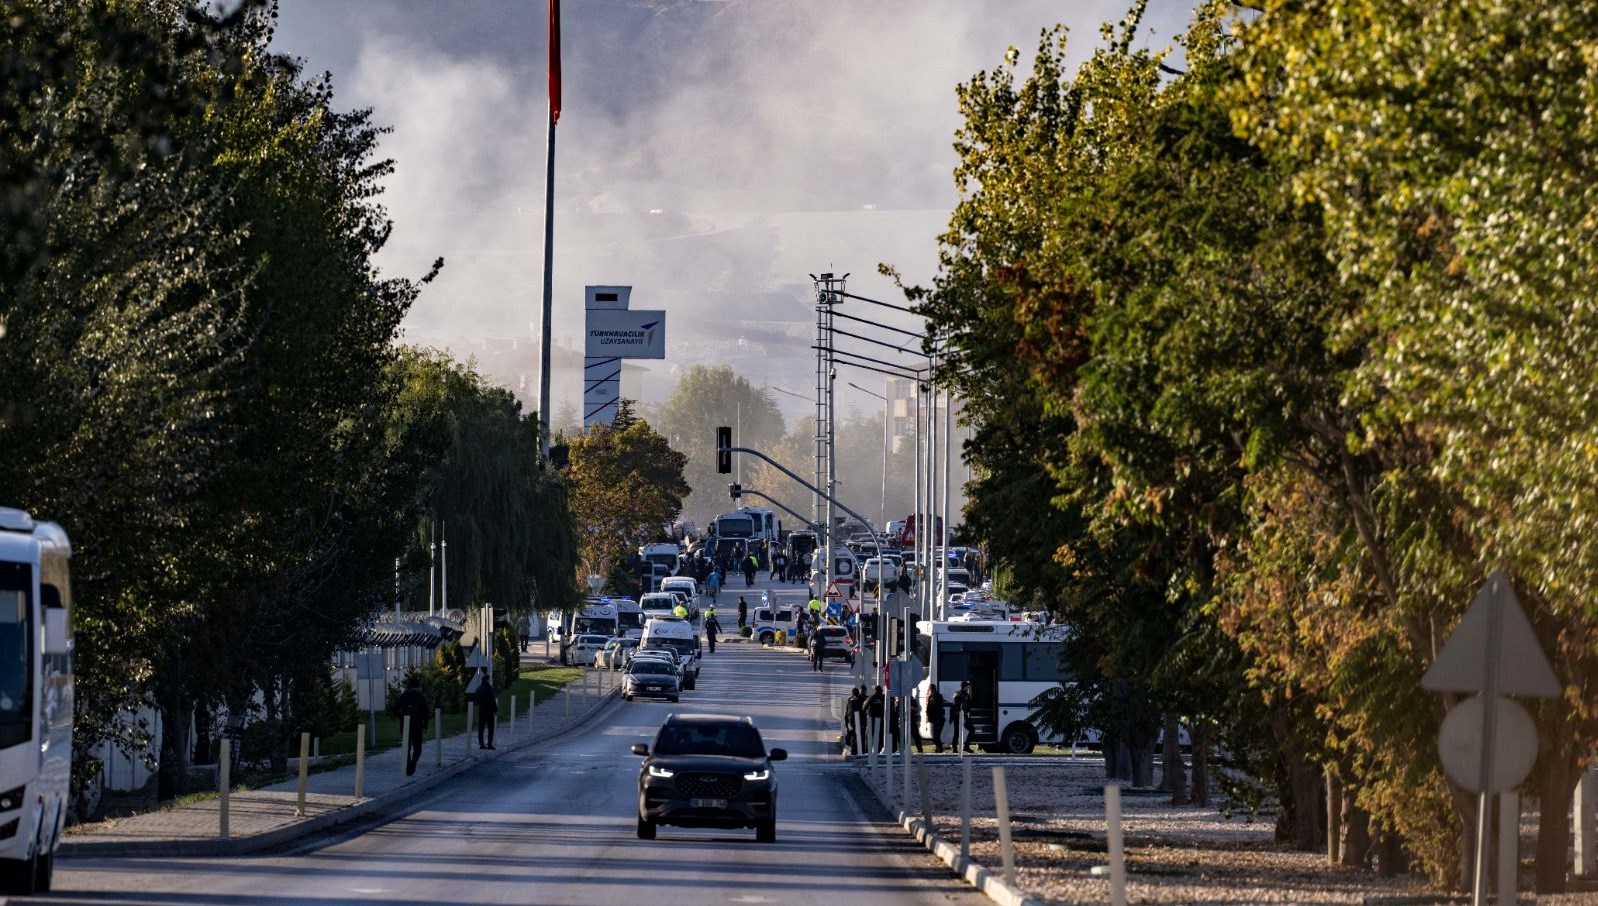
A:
[538,0,563,461]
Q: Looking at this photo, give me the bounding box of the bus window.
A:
[0,562,31,747]
[1000,643,1026,682]
[937,645,968,683]
[1024,643,1071,682]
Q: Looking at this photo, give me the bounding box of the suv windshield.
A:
[654,722,765,758]
[629,661,673,675]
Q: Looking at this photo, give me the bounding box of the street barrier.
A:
[354,724,366,801]
[434,707,442,767]
[993,765,1016,887]
[295,732,310,817]
[219,738,231,839]
[1106,784,1126,906]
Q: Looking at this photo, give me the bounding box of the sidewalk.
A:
[62,668,621,858]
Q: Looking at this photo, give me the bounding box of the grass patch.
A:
[318,663,586,756]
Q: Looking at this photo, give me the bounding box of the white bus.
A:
[709,506,779,545]
[913,620,1073,755]
[0,508,72,894]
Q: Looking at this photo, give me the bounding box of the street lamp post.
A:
[847,381,889,532]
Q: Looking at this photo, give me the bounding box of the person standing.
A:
[809,629,827,672]
[394,675,430,776]
[707,569,721,603]
[926,685,948,753]
[737,596,748,629]
[772,552,786,582]
[866,686,886,753]
[844,685,866,753]
[951,680,972,753]
[705,612,720,654]
[797,552,810,585]
[472,668,498,750]
[889,696,902,754]
[743,553,758,587]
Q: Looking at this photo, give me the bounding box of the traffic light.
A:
[729,483,742,500]
[716,426,732,474]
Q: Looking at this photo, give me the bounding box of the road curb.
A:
[854,759,1042,906]
[61,686,620,860]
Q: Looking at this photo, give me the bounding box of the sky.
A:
[270,0,1194,422]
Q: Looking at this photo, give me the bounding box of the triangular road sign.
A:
[825,581,843,599]
[1421,570,1560,698]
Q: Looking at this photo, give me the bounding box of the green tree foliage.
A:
[566,405,690,578]
[392,350,579,620]
[0,1,584,811]
[655,366,785,527]
[915,0,1598,890]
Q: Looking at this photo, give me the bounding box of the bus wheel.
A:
[0,851,38,895]
[32,847,51,892]
[1000,723,1036,755]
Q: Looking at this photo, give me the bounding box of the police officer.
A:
[951,680,972,753]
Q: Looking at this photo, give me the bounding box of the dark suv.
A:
[632,715,786,842]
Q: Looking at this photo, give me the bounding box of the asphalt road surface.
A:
[41,580,981,906]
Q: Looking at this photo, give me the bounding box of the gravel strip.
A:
[863,756,1430,904]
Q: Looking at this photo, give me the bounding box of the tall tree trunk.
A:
[1341,791,1373,868]
[1191,721,1210,806]
[1161,713,1188,805]
[1535,717,1582,894]
[155,649,189,801]
[191,702,211,765]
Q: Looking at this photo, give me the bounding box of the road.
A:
[39,580,981,906]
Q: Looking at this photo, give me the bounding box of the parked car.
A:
[633,714,786,842]
[810,626,856,664]
[621,659,680,702]
[567,633,613,665]
[596,637,640,669]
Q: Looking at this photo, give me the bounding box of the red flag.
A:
[548,0,562,123]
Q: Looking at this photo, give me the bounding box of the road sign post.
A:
[1422,571,1559,906]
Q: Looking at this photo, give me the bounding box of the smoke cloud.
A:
[271,0,1192,420]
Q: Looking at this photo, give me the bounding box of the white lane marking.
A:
[350,888,394,894]
[729,897,779,904]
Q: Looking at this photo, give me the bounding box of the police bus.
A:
[0,509,72,894]
[912,620,1074,755]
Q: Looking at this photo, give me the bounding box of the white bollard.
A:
[960,738,972,861]
[434,707,442,767]
[994,766,1017,887]
[1106,784,1127,906]
[218,738,231,839]
[295,732,310,817]
[354,724,366,801]
[1578,764,1597,877]
[917,751,933,829]
[313,737,321,759]
[1499,791,1518,906]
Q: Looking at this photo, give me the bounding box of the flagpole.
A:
[538,0,561,461]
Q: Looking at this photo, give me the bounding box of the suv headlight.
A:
[648,764,675,779]
[743,768,770,781]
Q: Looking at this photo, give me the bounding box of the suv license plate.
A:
[690,798,727,809]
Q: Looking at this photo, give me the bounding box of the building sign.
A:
[584,309,667,359]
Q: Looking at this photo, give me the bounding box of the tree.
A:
[655,366,785,528]
[566,404,690,579]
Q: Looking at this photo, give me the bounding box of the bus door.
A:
[964,644,1001,744]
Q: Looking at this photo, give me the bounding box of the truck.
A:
[638,543,682,575]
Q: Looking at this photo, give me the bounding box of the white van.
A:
[660,576,698,599]
[750,604,797,645]
[640,618,699,686]
[641,592,679,622]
